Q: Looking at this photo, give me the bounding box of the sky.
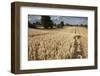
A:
[28,15,88,25]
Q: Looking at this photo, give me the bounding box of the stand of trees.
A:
[65,23,88,27]
[41,16,65,29]
[28,21,41,28]
[28,21,37,28]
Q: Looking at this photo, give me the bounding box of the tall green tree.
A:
[60,21,64,28]
[41,16,53,29]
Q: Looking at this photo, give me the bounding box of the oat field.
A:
[28,26,88,60]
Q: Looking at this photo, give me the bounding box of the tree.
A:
[60,21,64,28]
[41,16,53,29]
[49,20,53,28]
[28,21,36,28]
[80,24,83,27]
[36,21,40,25]
[84,24,88,27]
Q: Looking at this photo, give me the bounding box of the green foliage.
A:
[28,21,37,28]
[41,16,53,29]
[60,21,64,28]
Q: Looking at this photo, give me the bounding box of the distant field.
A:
[28,26,88,60]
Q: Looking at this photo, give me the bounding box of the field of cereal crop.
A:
[28,26,88,60]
